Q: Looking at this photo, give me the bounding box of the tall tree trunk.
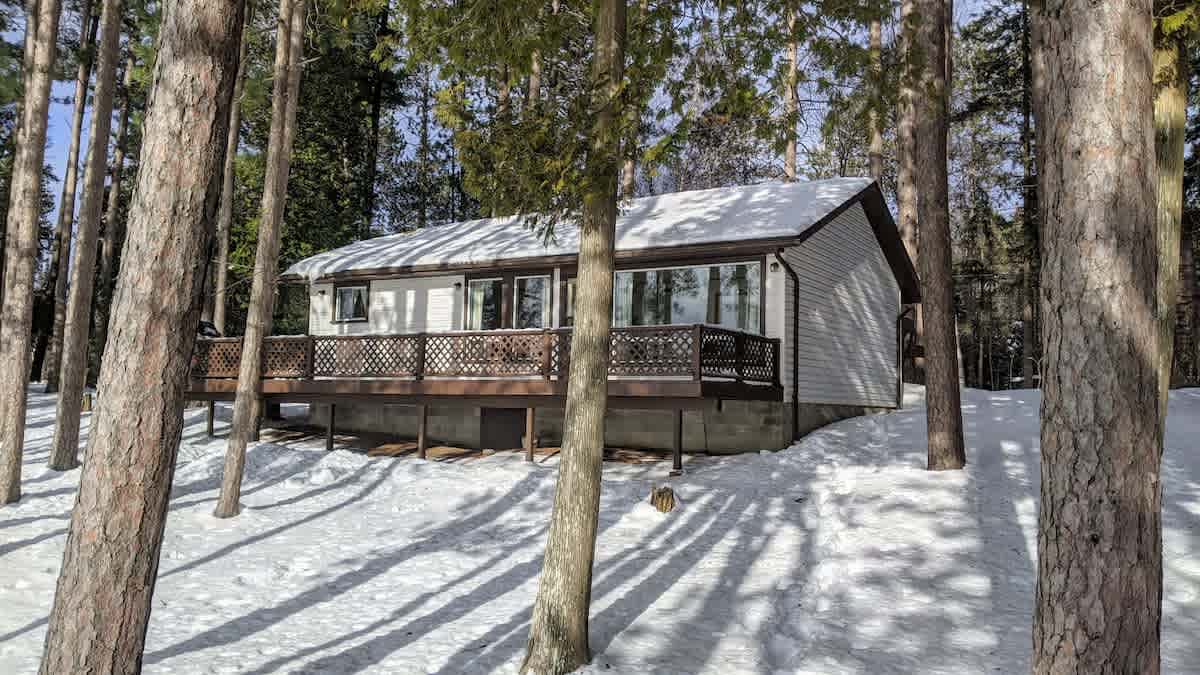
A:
[417,66,430,229]
[38,1,244,669]
[42,1,96,390]
[1154,34,1185,417]
[47,0,123,472]
[362,3,387,237]
[92,49,135,370]
[1176,214,1198,383]
[211,17,250,335]
[0,0,64,504]
[213,0,306,519]
[520,0,625,672]
[1020,0,1037,388]
[867,17,883,183]
[913,0,964,470]
[782,1,798,181]
[897,0,922,384]
[1030,0,1162,670]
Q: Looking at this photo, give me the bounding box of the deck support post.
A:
[524,407,536,462]
[252,401,261,442]
[206,401,215,437]
[417,404,428,460]
[326,404,336,451]
[671,409,683,476]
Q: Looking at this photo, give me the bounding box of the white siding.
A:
[781,203,899,407]
[308,275,464,335]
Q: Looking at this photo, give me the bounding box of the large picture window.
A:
[334,284,369,322]
[514,275,551,328]
[613,261,761,333]
[467,278,504,330]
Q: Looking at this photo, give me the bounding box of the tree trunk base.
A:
[650,486,676,512]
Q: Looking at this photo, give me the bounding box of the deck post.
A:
[206,401,215,437]
[326,404,336,451]
[525,407,536,461]
[671,409,683,476]
[417,404,428,459]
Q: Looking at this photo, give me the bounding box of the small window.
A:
[334,285,369,322]
[514,275,551,328]
[467,278,504,330]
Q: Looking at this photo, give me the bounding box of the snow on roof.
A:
[285,176,874,282]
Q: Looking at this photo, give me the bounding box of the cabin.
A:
[187,177,920,464]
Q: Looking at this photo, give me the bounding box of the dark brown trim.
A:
[330,280,371,324]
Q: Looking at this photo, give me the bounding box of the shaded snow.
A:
[286,177,872,281]
[0,385,1197,673]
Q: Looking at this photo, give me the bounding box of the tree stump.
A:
[649,486,676,513]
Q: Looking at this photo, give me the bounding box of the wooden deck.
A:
[187,324,783,406]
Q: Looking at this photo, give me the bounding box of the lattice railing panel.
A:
[609,327,694,377]
[262,338,310,378]
[424,332,549,377]
[191,338,242,378]
[312,335,420,377]
[740,336,778,383]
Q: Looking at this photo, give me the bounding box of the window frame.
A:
[610,258,765,334]
[331,282,370,324]
[512,274,553,329]
[465,277,505,331]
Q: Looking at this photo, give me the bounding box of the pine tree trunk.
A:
[363,3,387,236]
[47,0,123,472]
[37,2,244,669]
[1020,0,1037,388]
[1154,38,1185,417]
[520,1,625,672]
[417,67,430,229]
[214,0,307,519]
[91,49,135,371]
[1030,0,1162,670]
[897,0,922,384]
[0,0,64,504]
[913,0,965,470]
[212,18,249,335]
[41,1,96,392]
[1176,214,1198,383]
[783,2,798,181]
[868,17,883,183]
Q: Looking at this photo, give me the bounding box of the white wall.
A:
[780,203,900,408]
[309,275,464,335]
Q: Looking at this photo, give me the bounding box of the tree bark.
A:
[42,1,96,390]
[0,0,64,504]
[520,1,625,673]
[211,16,250,335]
[1030,0,1162,670]
[1020,0,1037,388]
[912,0,965,470]
[1176,214,1198,384]
[782,1,798,181]
[47,0,123,472]
[867,17,883,183]
[92,49,135,370]
[363,2,387,237]
[213,0,307,519]
[37,0,244,669]
[1153,35,1185,418]
[896,0,922,384]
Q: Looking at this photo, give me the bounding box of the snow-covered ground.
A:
[1,386,1197,674]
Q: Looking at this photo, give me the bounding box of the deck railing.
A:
[191,324,781,386]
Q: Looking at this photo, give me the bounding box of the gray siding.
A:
[782,203,900,408]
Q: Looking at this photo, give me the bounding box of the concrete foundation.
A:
[308,398,892,454]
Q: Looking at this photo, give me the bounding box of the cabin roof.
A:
[283,177,920,302]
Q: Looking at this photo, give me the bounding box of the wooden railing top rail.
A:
[190,324,781,386]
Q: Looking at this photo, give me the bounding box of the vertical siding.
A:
[308,275,464,336]
[783,203,900,407]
